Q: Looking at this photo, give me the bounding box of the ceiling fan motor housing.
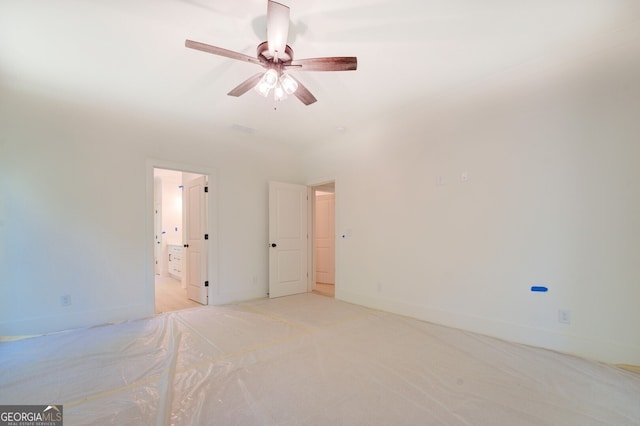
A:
[257,41,294,65]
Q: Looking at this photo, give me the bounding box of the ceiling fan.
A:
[185,0,357,106]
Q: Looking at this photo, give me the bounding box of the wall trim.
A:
[0,303,152,338]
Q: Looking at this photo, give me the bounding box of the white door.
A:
[185,175,208,305]
[269,181,308,298]
[315,193,335,284]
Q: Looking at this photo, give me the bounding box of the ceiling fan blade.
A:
[289,76,317,105]
[185,39,262,65]
[227,73,264,97]
[288,57,357,72]
[266,1,290,59]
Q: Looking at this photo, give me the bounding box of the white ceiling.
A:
[1,0,639,148]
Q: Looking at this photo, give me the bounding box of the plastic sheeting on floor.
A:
[1,293,639,425]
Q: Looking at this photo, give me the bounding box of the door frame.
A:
[146,159,218,311]
[153,176,162,276]
[307,179,336,295]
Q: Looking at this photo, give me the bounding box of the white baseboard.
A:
[0,303,154,338]
[337,289,639,366]
[212,289,268,306]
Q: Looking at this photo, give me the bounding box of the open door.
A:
[185,175,208,305]
[269,181,308,298]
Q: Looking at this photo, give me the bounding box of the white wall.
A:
[302,40,640,365]
[0,89,304,336]
[1,31,638,367]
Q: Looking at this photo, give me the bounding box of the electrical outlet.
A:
[61,295,71,307]
[558,309,571,324]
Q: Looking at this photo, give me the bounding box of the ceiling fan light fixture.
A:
[254,80,271,97]
[263,69,278,89]
[274,83,287,101]
[254,69,279,97]
[280,73,298,95]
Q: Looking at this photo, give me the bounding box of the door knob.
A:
[271,243,277,248]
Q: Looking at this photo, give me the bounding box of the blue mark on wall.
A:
[530,286,548,292]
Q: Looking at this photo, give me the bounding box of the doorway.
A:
[312,182,335,297]
[153,167,208,313]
